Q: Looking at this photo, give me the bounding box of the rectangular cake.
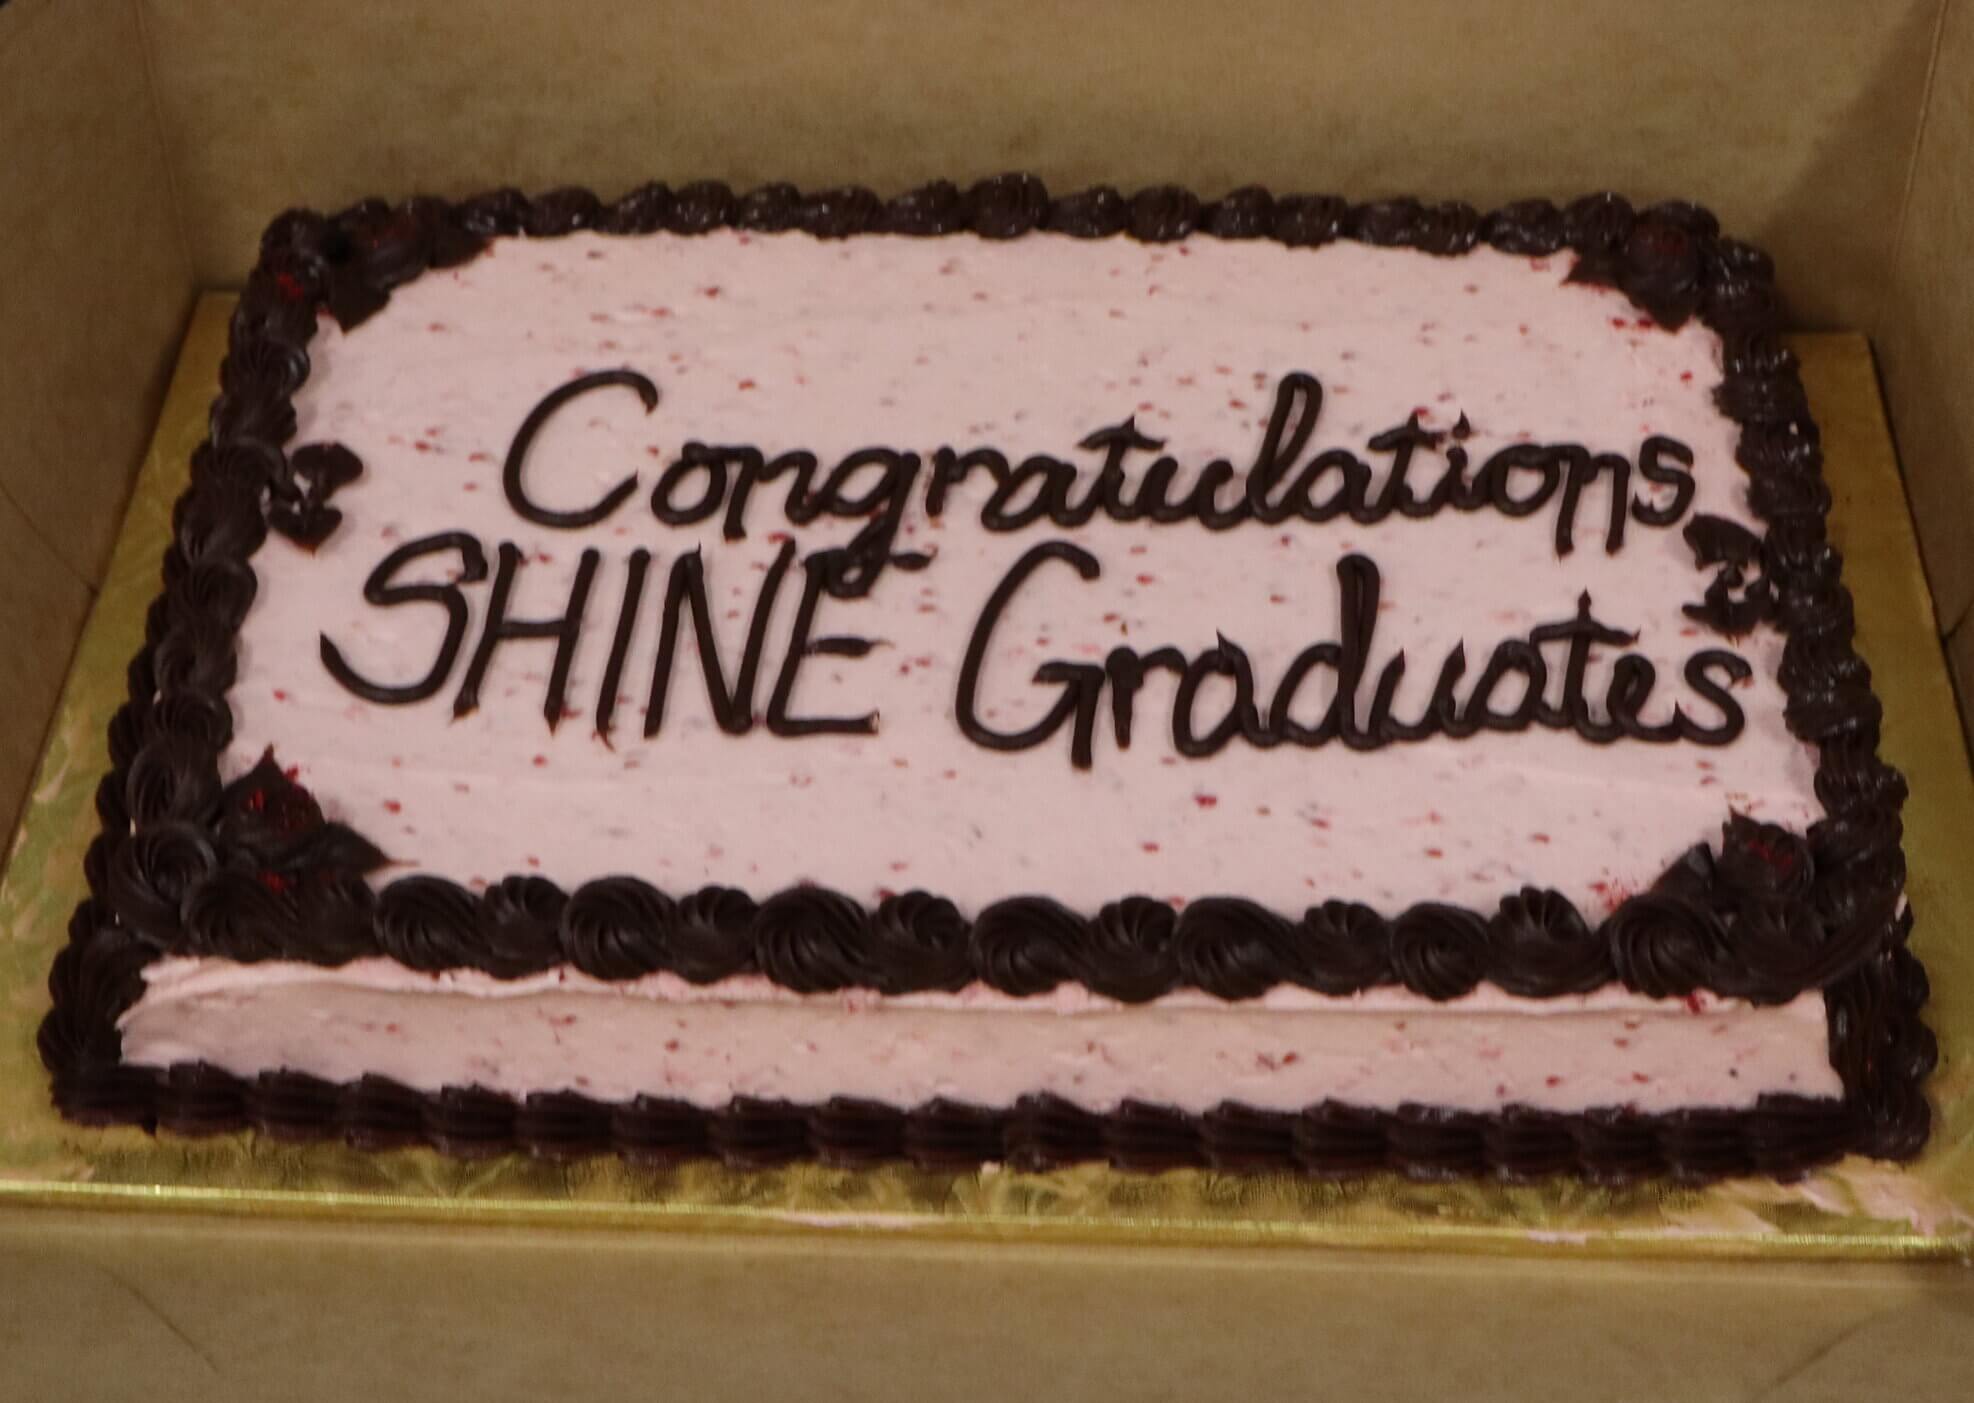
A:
[40,177,1933,1179]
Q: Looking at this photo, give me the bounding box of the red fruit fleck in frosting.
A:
[1194,793,1217,809]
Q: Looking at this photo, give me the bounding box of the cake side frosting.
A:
[120,958,1841,1114]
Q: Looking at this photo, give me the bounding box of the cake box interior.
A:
[3,0,1973,1395]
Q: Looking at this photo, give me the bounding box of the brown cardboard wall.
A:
[143,0,1939,332]
[0,0,194,849]
[1880,0,1974,710]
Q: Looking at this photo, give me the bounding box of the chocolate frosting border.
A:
[39,177,1934,1175]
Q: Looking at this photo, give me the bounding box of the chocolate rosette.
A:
[1104,1100,1203,1171]
[1736,416,1823,478]
[1779,627,1869,697]
[665,885,757,983]
[1201,186,1275,240]
[733,182,800,232]
[94,770,131,835]
[375,876,481,972]
[865,890,972,994]
[423,1084,518,1157]
[1126,185,1200,243]
[1482,198,1567,255]
[964,172,1049,239]
[1716,897,1872,1001]
[1614,217,1704,329]
[970,896,1086,996]
[1572,1108,1663,1183]
[1850,944,1938,1159]
[1484,1106,1579,1182]
[903,1098,1006,1169]
[1812,742,1908,816]
[403,195,484,269]
[876,180,965,236]
[1604,890,1733,997]
[795,186,881,240]
[1295,900,1391,995]
[209,382,297,446]
[1080,896,1178,1003]
[1349,197,1427,248]
[123,736,222,826]
[516,1090,614,1160]
[1172,897,1298,1000]
[600,181,676,236]
[1562,191,1636,262]
[291,875,379,966]
[1745,1095,1856,1180]
[332,1074,428,1150]
[752,886,876,992]
[1007,1093,1105,1170]
[183,868,296,963]
[248,1070,342,1141]
[476,875,566,979]
[609,1094,712,1162]
[108,821,220,945]
[220,332,311,401]
[1485,887,1613,996]
[709,1098,809,1167]
[1387,1105,1488,1181]
[666,180,736,234]
[1714,814,1814,905]
[454,187,532,238]
[808,1097,907,1167]
[167,555,261,636]
[522,186,604,238]
[1200,1102,1297,1171]
[1293,1102,1390,1177]
[1271,193,1347,247]
[189,436,285,503]
[106,700,150,773]
[1409,201,1482,256]
[151,612,237,698]
[1388,903,1489,1000]
[38,904,154,1072]
[1045,184,1130,238]
[559,876,675,981]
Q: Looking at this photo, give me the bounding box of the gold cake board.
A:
[1,296,1968,1261]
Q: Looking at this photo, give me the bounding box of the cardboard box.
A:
[3,1,1972,1395]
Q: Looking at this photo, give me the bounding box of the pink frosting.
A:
[120,959,1841,1114]
[221,231,1816,917]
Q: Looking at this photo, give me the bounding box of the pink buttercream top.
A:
[224,231,1815,915]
